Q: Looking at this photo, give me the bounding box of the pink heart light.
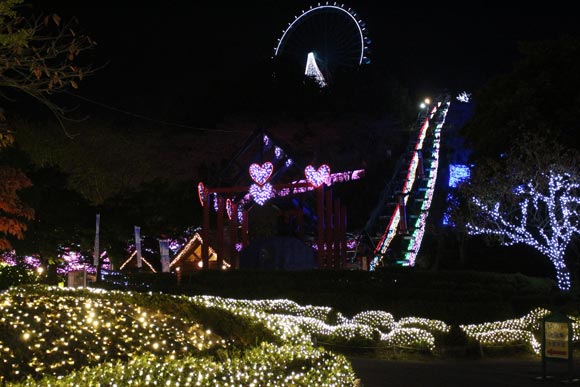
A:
[197,182,206,206]
[249,162,274,186]
[249,182,273,206]
[226,199,233,220]
[305,164,331,188]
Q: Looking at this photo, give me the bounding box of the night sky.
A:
[23,1,580,127]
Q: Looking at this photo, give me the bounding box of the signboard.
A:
[545,321,569,359]
[540,312,575,381]
[67,270,86,288]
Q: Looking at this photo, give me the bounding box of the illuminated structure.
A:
[197,128,362,271]
[119,249,157,273]
[362,96,451,269]
[304,52,327,87]
[273,3,370,84]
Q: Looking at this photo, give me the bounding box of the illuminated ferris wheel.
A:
[273,2,371,84]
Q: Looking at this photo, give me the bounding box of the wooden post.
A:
[398,194,408,235]
[296,208,304,240]
[230,202,238,269]
[341,206,348,269]
[325,188,333,269]
[317,186,324,268]
[216,196,224,270]
[333,198,341,269]
[417,150,424,179]
[242,208,249,248]
[202,193,210,270]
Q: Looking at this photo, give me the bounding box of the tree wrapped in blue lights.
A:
[467,170,580,291]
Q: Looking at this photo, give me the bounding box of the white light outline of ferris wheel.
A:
[274,3,368,66]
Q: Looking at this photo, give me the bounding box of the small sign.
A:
[67,270,86,288]
[545,321,569,359]
[540,312,575,382]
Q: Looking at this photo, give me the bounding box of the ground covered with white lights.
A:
[0,286,579,386]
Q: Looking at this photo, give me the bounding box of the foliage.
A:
[7,343,356,387]
[0,119,33,250]
[461,36,580,160]
[0,285,356,386]
[0,261,37,289]
[14,118,212,206]
[10,165,94,260]
[2,284,580,385]
[1,0,95,251]
[0,163,33,250]
[0,0,96,127]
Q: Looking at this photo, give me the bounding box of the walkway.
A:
[349,357,580,387]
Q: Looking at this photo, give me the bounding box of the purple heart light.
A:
[249,182,273,205]
[249,162,274,186]
[305,164,331,188]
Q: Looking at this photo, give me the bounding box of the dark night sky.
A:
[25,1,580,125]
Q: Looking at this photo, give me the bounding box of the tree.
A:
[467,170,580,291]
[461,36,580,160]
[0,0,97,130]
[0,110,33,250]
[0,0,94,250]
[11,165,94,263]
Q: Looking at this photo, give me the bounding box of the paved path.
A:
[348,357,580,387]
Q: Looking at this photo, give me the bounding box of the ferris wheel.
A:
[273,2,371,83]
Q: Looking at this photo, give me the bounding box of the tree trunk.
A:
[551,255,571,291]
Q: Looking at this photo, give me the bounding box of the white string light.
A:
[467,170,580,291]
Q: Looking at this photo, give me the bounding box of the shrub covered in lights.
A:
[0,263,39,290]
[0,286,357,386]
[461,307,580,355]
[2,286,579,386]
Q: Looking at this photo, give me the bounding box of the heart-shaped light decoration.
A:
[249,182,273,206]
[197,182,206,206]
[249,162,273,186]
[226,199,233,220]
[305,164,331,188]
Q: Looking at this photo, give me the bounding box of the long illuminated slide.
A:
[370,100,450,269]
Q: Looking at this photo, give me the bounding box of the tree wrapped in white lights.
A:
[467,170,580,291]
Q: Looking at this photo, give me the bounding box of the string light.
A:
[448,164,471,188]
[467,170,580,291]
[369,102,450,270]
[248,162,274,186]
[225,198,233,220]
[304,164,331,188]
[456,91,471,103]
[197,182,206,207]
[249,182,274,206]
[305,52,327,88]
[403,103,449,266]
[373,110,433,260]
[274,146,283,159]
[2,286,579,386]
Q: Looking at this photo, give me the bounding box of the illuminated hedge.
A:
[2,285,577,386]
[10,343,356,387]
[460,308,580,355]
